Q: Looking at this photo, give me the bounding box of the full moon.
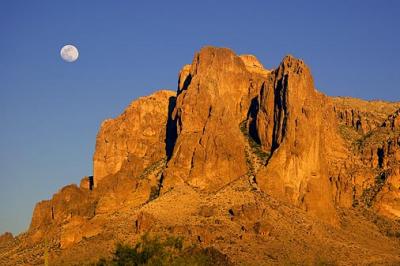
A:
[60,45,79,62]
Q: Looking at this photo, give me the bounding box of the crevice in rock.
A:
[377,148,384,168]
[177,74,192,96]
[144,159,167,202]
[239,117,269,192]
[88,176,94,191]
[165,96,177,160]
[271,74,288,152]
[247,97,261,145]
[356,120,362,131]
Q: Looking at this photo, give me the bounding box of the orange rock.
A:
[0,232,13,246]
[255,55,343,224]
[163,47,267,191]
[93,90,175,187]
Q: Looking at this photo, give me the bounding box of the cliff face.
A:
[333,97,400,134]
[93,90,175,186]
[351,107,400,218]
[28,90,176,250]
[255,56,346,223]
[163,47,268,191]
[2,46,400,265]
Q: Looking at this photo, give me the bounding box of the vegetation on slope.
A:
[96,234,231,266]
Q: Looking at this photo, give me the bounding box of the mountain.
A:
[1,46,400,265]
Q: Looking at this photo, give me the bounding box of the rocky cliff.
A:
[255,56,346,223]
[93,90,175,186]
[1,46,400,265]
[163,47,267,191]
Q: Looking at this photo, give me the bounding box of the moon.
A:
[60,45,79,62]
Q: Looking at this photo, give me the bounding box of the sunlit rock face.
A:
[351,108,400,219]
[162,47,269,192]
[29,185,96,231]
[93,90,175,187]
[90,46,400,225]
[239,54,270,76]
[252,56,345,223]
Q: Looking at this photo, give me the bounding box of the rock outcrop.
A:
[28,90,177,248]
[254,56,346,223]
[93,90,175,186]
[349,107,400,218]
[29,184,97,247]
[239,54,270,76]
[29,185,95,232]
[0,233,13,246]
[163,47,268,191]
[333,98,400,132]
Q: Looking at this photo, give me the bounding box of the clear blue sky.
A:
[0,0,399,235]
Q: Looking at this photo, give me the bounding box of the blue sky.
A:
[0,0,399,234]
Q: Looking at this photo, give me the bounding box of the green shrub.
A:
[240,120,270,165]
[148,186,160,202]
[96,234,231,266]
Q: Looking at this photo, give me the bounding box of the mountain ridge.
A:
[1,46,400,265]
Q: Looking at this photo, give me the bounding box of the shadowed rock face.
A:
[4,46,400,265]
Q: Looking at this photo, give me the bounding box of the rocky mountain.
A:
[1,46,400,265]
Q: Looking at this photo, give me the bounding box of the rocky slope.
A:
[1,46,400,265]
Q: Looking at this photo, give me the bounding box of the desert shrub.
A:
[96,234,231,266]
[361,172,387,207]
[240,120,270,164]
[148,186,160,202]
